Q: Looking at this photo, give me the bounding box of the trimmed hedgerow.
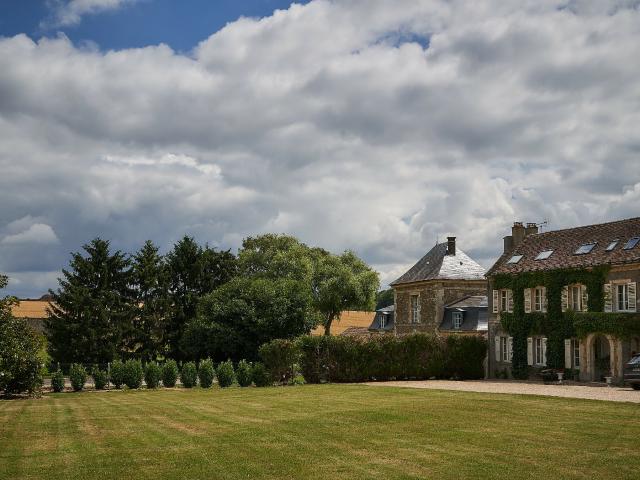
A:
[258,339,300,384]
[162,360,179,388]
[198,359,215,388]
[92,367,108,390]
[144,362,161,389]
[251,362,271,387]
[181,362,198,388]
[123,359,144,389]
[236,360,252,387]
[69,363,87,392]
[216,360,235,388]
[110,360,125,389]
[51,370,65,393]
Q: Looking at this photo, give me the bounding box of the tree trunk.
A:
[323,314,334,336]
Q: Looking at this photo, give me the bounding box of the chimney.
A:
[447,236,456,256]
[525,222,539,236]
[503,235,514,253]
[512,222,526,248]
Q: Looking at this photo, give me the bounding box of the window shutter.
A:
[604,283,612,312]
[527,338,533,366]
[507,337,513,363]
[629,282,637,312]
[581,286,589,312]
[542,287,548,312]
[494,335,501,362]
[508,290,514,313]
[542,337,547,366]
[524,289,532,313]
[564,339,572,369]
[492,290,499,314]
[561,286,569,312]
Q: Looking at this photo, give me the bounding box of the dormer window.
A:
[380,314,387,329]
[452,311,463,329]
[535,250,554,260]
[575,243,596,255]
[507,255,523,264]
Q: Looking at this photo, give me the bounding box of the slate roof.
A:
[391,243,486,286]
[487,217,640,276]
[369,305,395,331]
[445,295,488,309]
[440,296,488,332]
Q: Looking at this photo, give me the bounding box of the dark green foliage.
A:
[259,339,301,384]
[92,367,108,390]
[375,289,395,310]
[69,363,87,392]
[198,359,215,388]
[110,360,125,389]
[51,370,65,392]
[162,360,179,387]
[443,336,487,379]
[123,359,144,389]
[216,360,235,388]
[0,298,44,395]
[166,237,237,360]
[573,312,640,339]
[236,360,252,387]
[251,362,270,387]
[46,239,135,364]
[181,361,198,388]
[144,362,162,389]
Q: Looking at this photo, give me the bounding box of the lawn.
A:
[1,385,639,480]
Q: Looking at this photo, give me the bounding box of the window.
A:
[606,240,619,252]
[535,338,545,365]
[453,312,463,330]
[410,295,420,323]
[572,339,580,368]
[534,287,544,312]
[624,237,640,250]
[570,285,582,311]
[500,290,509,312]
[380,314,387,329]
[507,255,523,264]
[535,250,554,260]
[575,243,596,255]
[500,337,508,362]
[617,284,630,311]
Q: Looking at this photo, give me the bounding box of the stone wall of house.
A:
[393,280,487,335]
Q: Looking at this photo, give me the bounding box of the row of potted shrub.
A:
[51,359,271,392]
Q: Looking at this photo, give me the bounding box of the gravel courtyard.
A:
[364,380,640,403]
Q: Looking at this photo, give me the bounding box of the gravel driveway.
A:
[364,380,640,403]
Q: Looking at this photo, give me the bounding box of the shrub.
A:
[181,362,198,388]
[123,359,144,389]
[0,313,44,395]
[251,362,271,387]
[92,367,108,390]
[443,335,487,380]
[144,362,161,389]
[216,360,235,388]
[289,373,306,386]
[198,359,215,388]
[259,339,300,384]
[110,360,125,389]
[162,360,179,387]
[69,363,87,392]
[51,370,65,392]
[236,360,252,387]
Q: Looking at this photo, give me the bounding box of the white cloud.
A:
[43,0,140,28]
[2,223,60,245]
[2,0,640,296]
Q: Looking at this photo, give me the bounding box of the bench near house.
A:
[487,218,640,382]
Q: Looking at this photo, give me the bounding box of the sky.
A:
[1,0,640,298]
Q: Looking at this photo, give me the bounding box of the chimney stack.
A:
[512,222,526,248]
[525,222,539,236]
[503,235,514,253]
[505,221,538,253]
[447,237,456,256]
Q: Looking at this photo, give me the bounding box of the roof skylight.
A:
[507,255,523,264]
[623,237,640,250]
[535,250,554,260]
[575,242,597,255]
[606,240,619,252]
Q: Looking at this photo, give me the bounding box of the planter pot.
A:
[605,376,613,387]
[557,372,564,384]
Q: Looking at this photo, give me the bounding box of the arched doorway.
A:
[592,335,612,382]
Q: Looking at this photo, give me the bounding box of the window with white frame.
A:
[534,287,544,312]
[410,294,420,323]
[535,338,545,365]
[617,284,630,311]
[453,311,463,330]
[570,285,583,311]
[500,290,509,312]
[572,339,580,368]
[500,336,508,362]
[380,314,387,329]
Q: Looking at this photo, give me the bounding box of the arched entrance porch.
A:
[583,333,620,382]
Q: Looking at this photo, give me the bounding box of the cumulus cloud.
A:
[2,0,640,296]
[1,223,59,245]
[42,0,141,28]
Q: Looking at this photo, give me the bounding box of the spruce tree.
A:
[46,238,135,364]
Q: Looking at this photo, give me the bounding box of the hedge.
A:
[216,360,235,388]
[51,370,65,392]
[69,363,87,392]
[92,367,108,390]
[181,362,198,388]
[123,359,144,389]
[110,360,125,389]
[198,359,215,388]
[145,362,161,389]
[162,360,179,388]
[236,360,252,387]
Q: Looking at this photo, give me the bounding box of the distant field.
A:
[1,385,639,480]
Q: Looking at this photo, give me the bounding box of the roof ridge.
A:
[528,216,640,238]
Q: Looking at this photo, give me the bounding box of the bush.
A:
[69,363,87,392]
[181,362,198,388]
[198,359,215,388]
[443,335,487,380]
[259,339,300,384]
[162,360,179,388]
[236,360,252,387]
[123,359,144,389]
[289,373,306,386]
[145,362,161,389]
[0,314,44,395]
[92,367,108,390]
[51,370,65,392]
[251,362,271,387]
[216,360,235,388]
[110,360,125,389]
